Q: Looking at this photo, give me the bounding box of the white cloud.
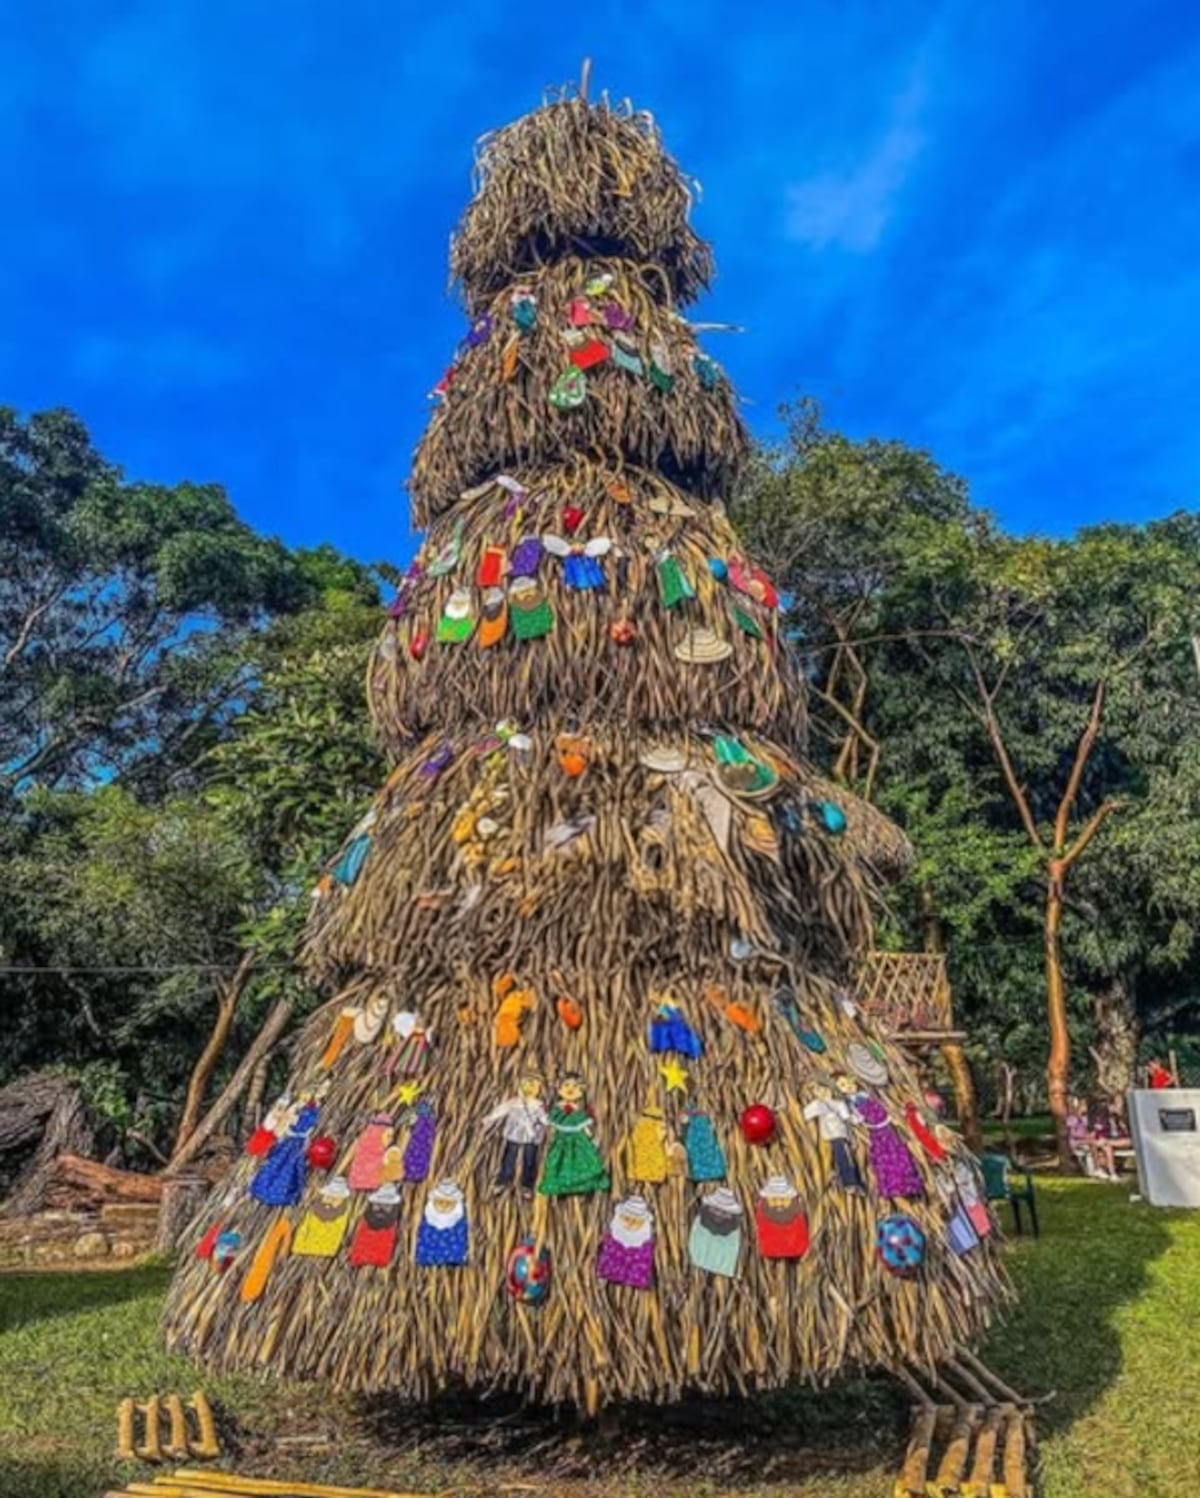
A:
[784,68,928,252]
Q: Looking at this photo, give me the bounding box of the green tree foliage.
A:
[0,406,312,798]
[736,404,1200,1128]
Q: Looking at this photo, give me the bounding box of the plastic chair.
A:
[980,1151,1039,1238]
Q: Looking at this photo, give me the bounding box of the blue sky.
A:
[4,1,1199,566]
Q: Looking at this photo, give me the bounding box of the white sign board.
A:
[1128,1089,1200,1207]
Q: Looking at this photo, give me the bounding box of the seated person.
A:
[1089,1097,1132,1180]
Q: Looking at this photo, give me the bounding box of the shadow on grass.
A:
[980,1179,1173,1438]
[0,1263,171,1334]
[355,1376,906,1488]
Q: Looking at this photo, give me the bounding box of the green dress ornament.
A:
[538,1102,609,1197]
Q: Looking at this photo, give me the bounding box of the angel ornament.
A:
[542,533,613,591]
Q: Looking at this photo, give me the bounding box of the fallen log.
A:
[0,1072,95,1216]
[42,1153,163,1209]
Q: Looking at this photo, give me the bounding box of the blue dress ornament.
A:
[250,1101,319,1207]
[333,833,371,888]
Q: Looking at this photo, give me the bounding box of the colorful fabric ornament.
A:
[484,1076,549,1193]
[349,1183,401,1268]
[511,291,537,332]
[506,1236,553,1304]
[648,344,675,393]
[478,587,508,648]
[239,1216,292,1303]
[656,551,694,609]
[733,606,764,640]
[812,799,848,836]
[402,1101,437,1183]
[250,1100,319,1207]
[727,553,780,610]
[549,369,587,409]
[648,996,704,1059]
[755,1177,810,1259]
[293,1177,352,1258]
[602,301,634,331]
[688,1186,743,1277]
[195,1221,222,1260]
[245,1094,293,1157]
[347,1114,396,1193]
[611,342,645,376]
[427,520,464,578]
[508,577,554,640]
[332,831,372,887]
[211,1230,241,1274]
[509,536,543,579]
[906,1103,948,1162]
[712,736,778,797]
[947,1204,981,1256]
[476,544,506,589]
[803,1091,865,1191]
[437,588,476,644]
[415,1180,469,1267]
[418,742,455,780]
[569,339,610,370]
[683,1109,726,1181]
[538,1076,609,1196]
[854,1096,924,1198]
[877,1213,926,1277]
[542,533,612,590]
[493,978,536,1046]
[626,1106,670,1184]
[319,1007,357,1069]
[693,353,721,389]
[953,1160,994,1238]
[389,1010,434,1077]
[596,1195,655,1288]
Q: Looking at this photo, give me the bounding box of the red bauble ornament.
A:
[740,1104,776,1145]
[562,505,585,535]
[409,631,429,661]
[306,1135,337,1170]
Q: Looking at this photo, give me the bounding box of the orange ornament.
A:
[555,734,590,777]
[556,996,584,1030]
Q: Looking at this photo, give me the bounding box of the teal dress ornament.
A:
[683,1109,726,1182]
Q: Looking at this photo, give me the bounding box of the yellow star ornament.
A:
[658,1058,689,1094]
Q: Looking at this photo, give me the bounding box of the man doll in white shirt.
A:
[802,1081,865,1192]
[482,1072,550,1197]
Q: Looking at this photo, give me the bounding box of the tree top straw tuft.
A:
[450,84,715,315]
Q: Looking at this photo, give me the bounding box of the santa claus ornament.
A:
[755,1176,810,1259]
[688,1186,744,1278]
[596,1194,655,1288]
[416,1179,470,1267]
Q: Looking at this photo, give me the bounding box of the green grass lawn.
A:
[1,1179,1198,1498]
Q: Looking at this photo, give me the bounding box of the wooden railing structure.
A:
[856,950,980,1146]
[856,951,963,1044]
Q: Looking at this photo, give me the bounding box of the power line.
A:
[0,963,294,975]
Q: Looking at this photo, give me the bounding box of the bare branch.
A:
[1054,680,1106,852]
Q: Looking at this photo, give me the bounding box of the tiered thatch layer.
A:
[161,80,1009,1413]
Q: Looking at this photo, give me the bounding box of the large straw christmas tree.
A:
[163,78,1027,1482]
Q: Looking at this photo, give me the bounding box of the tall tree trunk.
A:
[919,884,982,1151]
[1089,972,1139,1105]
[172,950,255,1156]
[165,998,294,1176]
[1044,859,1072,1170]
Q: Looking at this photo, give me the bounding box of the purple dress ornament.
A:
[402,1102,437,1183]
[854,1095,924,1199]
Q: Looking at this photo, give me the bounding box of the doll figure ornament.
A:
[538,1074,610,1196]
[482,1073,550,1197]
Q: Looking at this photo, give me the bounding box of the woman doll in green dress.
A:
[538,1073,610,1196]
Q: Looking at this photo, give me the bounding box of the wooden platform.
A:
[105,1469,441,1498]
